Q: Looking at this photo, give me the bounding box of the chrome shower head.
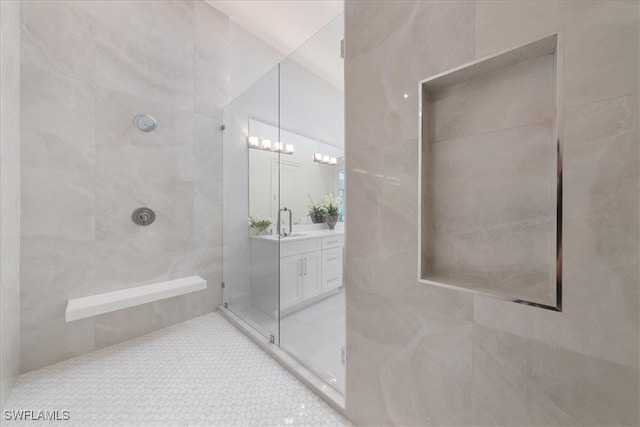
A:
[133,114,157,132]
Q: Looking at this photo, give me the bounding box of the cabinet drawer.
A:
[322,268,342,291]
[322,235,343,249]
[322,247,342,271]
[280,238,321,257]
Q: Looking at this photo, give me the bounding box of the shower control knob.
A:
[132,207,156,226]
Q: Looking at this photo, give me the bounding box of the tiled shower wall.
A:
[1,0,21,407]
[20,0,228,373]
[345,1,639,425]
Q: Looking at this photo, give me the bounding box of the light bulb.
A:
[322,155,330,163]
[285,144,294,154]
[261,139,272,150]
[329,157,337,165]
[248,136,259,147]
[314,153,322,161]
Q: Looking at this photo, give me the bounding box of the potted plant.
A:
[248,215,272,235]
[321,193,342,230]
[307,195,326,224]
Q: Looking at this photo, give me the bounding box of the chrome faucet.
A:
[277,207,292,237]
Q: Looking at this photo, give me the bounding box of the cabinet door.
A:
[280,255,302,310]
[301,251,322,300]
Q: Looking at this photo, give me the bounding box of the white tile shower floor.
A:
[3,312,352,427]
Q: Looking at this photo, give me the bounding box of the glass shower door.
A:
[222,66,280,343]
[278,13,346,392]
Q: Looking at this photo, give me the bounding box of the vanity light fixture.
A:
[313,153,338,165]
[247,137,294,155]
[248,136,260,148]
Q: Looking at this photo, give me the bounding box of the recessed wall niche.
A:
[419,34,562,311]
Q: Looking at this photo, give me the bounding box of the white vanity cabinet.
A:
[280,250,321,311]
[250,230,343,317]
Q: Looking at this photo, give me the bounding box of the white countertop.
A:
[250,228,344,243]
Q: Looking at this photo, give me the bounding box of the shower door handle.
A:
[303,258,307,276]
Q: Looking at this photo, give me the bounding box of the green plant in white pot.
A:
[321,193,342,230]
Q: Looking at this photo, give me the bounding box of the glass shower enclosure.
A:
[222,14,345,394]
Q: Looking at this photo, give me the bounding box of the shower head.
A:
[133,114,157,132]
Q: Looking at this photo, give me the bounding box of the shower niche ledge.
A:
[418,34,562,311]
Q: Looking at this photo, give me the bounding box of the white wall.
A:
[228,17,344,149]
[229,20,284,102]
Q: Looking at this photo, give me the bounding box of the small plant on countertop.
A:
[307,195,327,218]
[248,215,272,234]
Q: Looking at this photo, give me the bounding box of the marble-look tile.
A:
[17,0,227,377]
[561,1,639,107]
[346,1,639,426]
[21,167,95,268]
[0,0,21,408]
[474,0,561,59]
[475,0,639,107]
[345,0,475,152]
[475,97,639,369]
[426,122,556,305]
[95,176,195,259]
[20,318,95,374]
[94,298,186,349]
[564,93,639,154]
[95,86,194,150]
[195,0,228,46]
[96,0,195,43]
[193,116,223,251]
[194,0,228,117]
[20,262,94,333]
[195,46,229,118]
[21,64,95,172]
[194,113,223,190]
[346,290,472,426]
[19,261,94,372]
[428,53,554,143]
[347,139,475,320]
[95,1,194,110]
[193,190,222,250]
[93,249,196,295]
[428,123,555,229]
[20,0,95,82]
[472,325,639,426]
[21,167,95,240]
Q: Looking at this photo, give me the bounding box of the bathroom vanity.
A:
[250,229,344,317]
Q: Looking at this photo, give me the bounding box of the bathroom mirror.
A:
[248,118,344,225]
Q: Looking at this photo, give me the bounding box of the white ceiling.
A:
[207,0,344,88]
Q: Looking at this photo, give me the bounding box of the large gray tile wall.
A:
[19,0,228,373]
[344,1,639,425]
[0,0,21,408]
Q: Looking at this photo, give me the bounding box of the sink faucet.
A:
[278,207,292,237]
